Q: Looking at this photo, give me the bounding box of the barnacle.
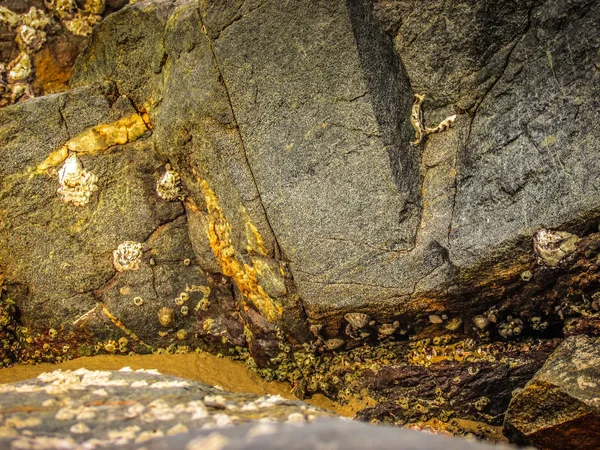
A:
[472,315,489,330]
[180,305,189,316]
[113,241,143,272]
[158,307,174,327]
[133,296,144,306]
[57,153,98,206]
[7,53,32,83]
[444,317,463,332]
[157,164,185,201]
[0,7,20,27]
[377,321,399,337]
[324,338,345,351]
[103,340,117,353]
[17,25,46,52]
[533,229,580,267]
[85,0,106,15]
[63,13,101,36]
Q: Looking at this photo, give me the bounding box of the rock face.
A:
[1,0,600,441]
[504,335,600,449]
[67,0,600,329]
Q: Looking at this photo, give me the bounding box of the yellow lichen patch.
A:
[245,221,268,256]
[35,146,69,174]
[33,113,148,175]
[198,178,283,322]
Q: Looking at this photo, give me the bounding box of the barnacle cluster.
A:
[410,93,457,145]
[428,314,463,332]
[0,278,20,368]
[45,0,105,36]
[57,153,98,206]
[113,242,143,272]
[533,228,580,267]
[156,164,185,201]
[0,6,51,105]
[0,1,118,107]
[497,316,523,339]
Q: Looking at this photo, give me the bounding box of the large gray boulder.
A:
[70,0,600,332]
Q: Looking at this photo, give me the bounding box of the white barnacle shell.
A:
[533,229,580,267]
[113,241,143,272]
[344,312,370,329]
[57,153,98,206]
[157,163,185,201]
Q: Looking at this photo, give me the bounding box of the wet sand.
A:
[0,352,373,417]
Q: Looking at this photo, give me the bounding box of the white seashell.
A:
[344,312,370,329]
[157,163,185,201]
[57,153,98,206]
[533,229,580,267]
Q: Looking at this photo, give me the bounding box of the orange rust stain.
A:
[198,178,282,322]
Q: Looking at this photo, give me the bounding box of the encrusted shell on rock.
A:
[344,312,370,329]
[533,229,580,267]
[324,338,345,351]
[377,321,399,336]
[7,53,32,82]
[157,164,185,201]
[472,315,489,330]
[158,307,174,327]
[113,241,143,272]
[57,153,98,206]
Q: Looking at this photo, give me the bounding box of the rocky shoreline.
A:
[1,0,600,448]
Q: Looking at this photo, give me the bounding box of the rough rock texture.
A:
[0,368,333,448]
[68,0,600,331]
[1,0,600,443]
[0,369,517,450]
[504,335,600,449]
[0,82,225,362]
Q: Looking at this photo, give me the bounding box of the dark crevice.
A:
[216,2,266,39]
[57,100,71,140]
[346,0,421,252]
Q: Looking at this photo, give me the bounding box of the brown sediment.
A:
[0,352,372,418]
